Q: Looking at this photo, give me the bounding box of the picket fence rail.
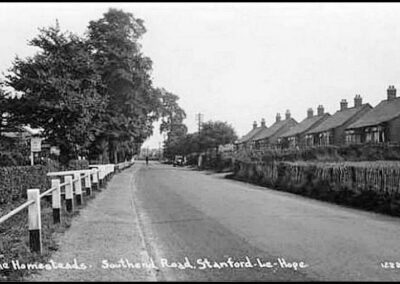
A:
[0,160,134,254]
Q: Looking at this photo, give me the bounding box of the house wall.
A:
[388,115,400,143]
[333,106,372,146]
[269,120,298,145]
[298,115,330,147]
[257,138,270,150]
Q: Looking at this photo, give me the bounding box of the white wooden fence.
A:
[0,160,134,254]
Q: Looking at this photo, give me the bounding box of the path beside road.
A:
[27,165,156,282]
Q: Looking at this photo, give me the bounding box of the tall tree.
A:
[87,8,162,163]
[165,120,238,158]
[198,121,238,152]
[158,88,188,159]
[4,23,106,163]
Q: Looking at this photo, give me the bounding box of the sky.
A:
[2,3,400,149]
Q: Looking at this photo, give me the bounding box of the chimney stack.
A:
[354,94,362,108]
[387,85,397,101]
[253,121,257,129]
[307,108,314,118]
[276,113,281,123]
[317,105,324,116]
[285,109,291,120]
[261,118,266,127]
[340,99,348,111]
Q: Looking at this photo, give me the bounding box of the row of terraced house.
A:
[236,85,400,150]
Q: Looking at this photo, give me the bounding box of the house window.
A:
[319,131,333,146]
[305,134,314,146]
[365,126,385,143]
[345,130,360,144]
[288,136,297,148]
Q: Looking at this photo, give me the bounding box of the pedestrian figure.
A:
[146,156,149,166]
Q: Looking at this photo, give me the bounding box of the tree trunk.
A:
[114,150,118,164]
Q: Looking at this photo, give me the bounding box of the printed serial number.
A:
[380,261,400,269]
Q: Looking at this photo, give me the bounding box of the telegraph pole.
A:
[195,113,204,169]
[195,113,204,133]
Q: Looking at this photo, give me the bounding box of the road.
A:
[134,161,400,281]
[26,161,400,281]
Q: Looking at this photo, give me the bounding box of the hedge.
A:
[0,165,51,205]
[233,160,400,216]
[67,159,89,170]
[0,159,91,206]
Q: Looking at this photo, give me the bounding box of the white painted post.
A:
[65,175,74,212]
[99,167,105,188]
[74,173,83,206]
[84,173,92,197]
[98,167,102,188]
[30,152,34,166]
[27,189,42,253]
[51,179,61,224]
[91,170,99,191]
[106,165,110,181]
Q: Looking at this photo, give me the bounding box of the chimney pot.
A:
[276,113,281,122]
[261,118,266,127]
[285,109,291,120]
[317,105,324,116]
[340,99,348,111]
[253,121,257,129]
[354,94,363,107]
[387,85,397,101]
[307,108,314,118]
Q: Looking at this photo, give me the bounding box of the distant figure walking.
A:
[145,156,149,166]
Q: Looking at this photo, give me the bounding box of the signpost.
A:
[30,137,42,165]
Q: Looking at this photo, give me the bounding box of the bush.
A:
[0,165,50,205]
[67,159,89,170]
[0,152,18,167]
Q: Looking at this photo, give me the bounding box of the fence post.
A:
[99,167,105,189]
[27,189,42,254]
[51,179,61,224]
[65,175,74,212]
[104,166,108,182]
[84,173,92,197]
[106,165,111,181]
[74,173,83,206]
[91,170,99,191]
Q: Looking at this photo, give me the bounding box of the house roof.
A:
[253,118,297,141]
[280,113,330,138]
[307,104,371,134]
[347,97,400,129]
[236,125,266,144]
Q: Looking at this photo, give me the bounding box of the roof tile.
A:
[253,118,297,141]
[347,97,400,129]
[307,104,371,134]
[280,114,330,138]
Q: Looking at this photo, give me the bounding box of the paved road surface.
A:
[27,161,400,281]
[134,161,400,281]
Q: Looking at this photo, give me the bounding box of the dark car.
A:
[173,155,184,167]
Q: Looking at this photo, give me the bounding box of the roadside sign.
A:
[31,137,42,152]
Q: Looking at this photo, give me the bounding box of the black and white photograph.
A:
[1,2,400,282]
